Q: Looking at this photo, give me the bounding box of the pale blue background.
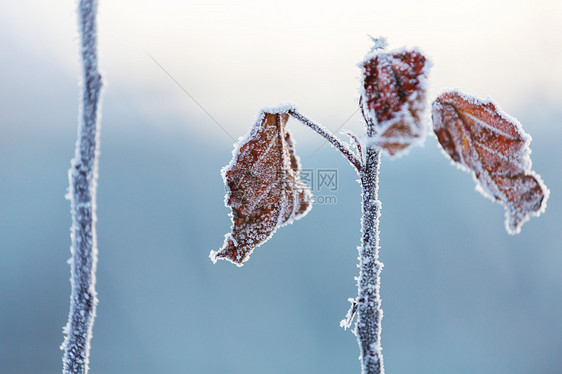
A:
[1,1,561,373]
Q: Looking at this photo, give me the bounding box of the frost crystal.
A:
[211,108,312,266]
[432,90,549,234]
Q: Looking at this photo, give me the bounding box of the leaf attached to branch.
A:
[432,91,549,234]
[360,44,431,157]
[211,107,312,266]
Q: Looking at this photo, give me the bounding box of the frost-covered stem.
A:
[62,0,103,373]
[356,115,384,373]
[288,109,361,172]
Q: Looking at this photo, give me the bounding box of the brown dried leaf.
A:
[432,91,549,234]
[361,47,430,156]
[211,108,312,266]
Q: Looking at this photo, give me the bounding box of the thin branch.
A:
[356,144,384,374]
[290,104,385,373]
[61,0,103,373]
[288,109,362,172]
[308,107,361,159]
[359,96,376,137]
[346,131,363,161]
[354,95,385,373]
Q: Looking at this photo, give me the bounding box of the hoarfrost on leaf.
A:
[360,45,431,157]
[432,90,549,234]
[211,107,312,266]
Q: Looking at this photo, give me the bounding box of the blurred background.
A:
[1,0,561,373]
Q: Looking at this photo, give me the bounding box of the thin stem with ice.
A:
[355,107,385,374]
[61,0,103,373]
[290,105,384,373]
[288,109,362,172]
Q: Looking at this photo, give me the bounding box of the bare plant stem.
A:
[290,106,384,373]
[356,107,384,374]
[61,0,103,373]
[357,146,384,374]
[288,109,362,172]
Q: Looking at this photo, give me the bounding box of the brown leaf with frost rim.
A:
[210,107,312,266]
[432,91,549,234]
[361,46,431,157]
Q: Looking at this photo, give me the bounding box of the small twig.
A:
[340,297,359,330]
[288,109,362,172]
[307,107,361,159]
[359,97,376,137]
[346,131,363,161]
